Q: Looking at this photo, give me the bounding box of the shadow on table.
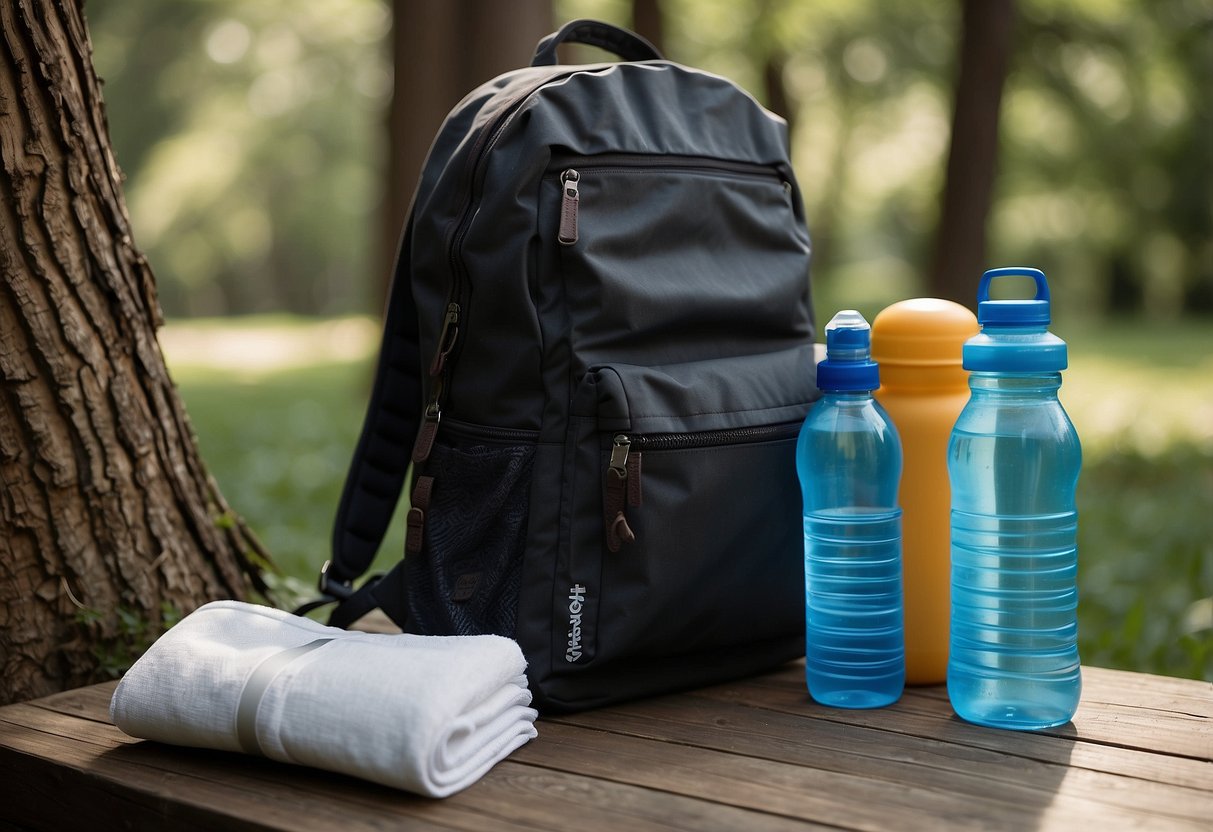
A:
[98,739,418,804]
[933,711,1078,826]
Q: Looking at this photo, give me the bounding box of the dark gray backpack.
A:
[308,20,818,712]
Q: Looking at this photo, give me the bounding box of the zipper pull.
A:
[414,302,460,464]
[626,449,642,508]
[558,169,579,246]
[605,435,637,551]
[429,302,461,377]
[411,399,442,464]
[608,434,630,476]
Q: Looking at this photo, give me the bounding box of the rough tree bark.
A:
[929,0,1017,306]
[0,0,268,704]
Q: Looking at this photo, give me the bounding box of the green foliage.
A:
[1078,445,1213,680]
[167,317,406,583]
[997,0,1213,318]
[1058,319,1213,460]
[77,602,184,679]
[258,571,320,617]
[88,0,389,317]
[86,0,1211,319]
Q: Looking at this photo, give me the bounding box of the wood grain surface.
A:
[0,663,1208,831]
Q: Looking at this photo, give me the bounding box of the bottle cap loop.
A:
[964,267,1066,372]
[976,266,1051,326]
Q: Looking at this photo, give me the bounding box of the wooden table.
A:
[0,662,1209,830]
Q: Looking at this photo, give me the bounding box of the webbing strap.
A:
[326,216,422,590]
[326,562,412,631]
[236,638,334,755]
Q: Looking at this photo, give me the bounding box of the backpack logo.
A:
[565,584,587,662]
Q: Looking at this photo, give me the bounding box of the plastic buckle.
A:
[317,560,355,602]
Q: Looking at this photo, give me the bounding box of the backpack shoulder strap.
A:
[301,216,421,628]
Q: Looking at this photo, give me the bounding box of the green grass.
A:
[166,317,406,606]
[168,315,1213,681]
[1077,444,1212,678]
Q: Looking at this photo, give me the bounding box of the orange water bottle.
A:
[871,299,978,684]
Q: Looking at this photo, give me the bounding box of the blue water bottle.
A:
[797,310,905,709]
[947,267,1082,730]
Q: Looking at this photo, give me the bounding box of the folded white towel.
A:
[110,600,538,797]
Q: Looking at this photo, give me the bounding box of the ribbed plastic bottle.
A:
[797,310,905,709]
[872,299,978,685]
[947,267,1083,730]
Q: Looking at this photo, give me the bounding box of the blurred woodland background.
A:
[86,0,1210,679]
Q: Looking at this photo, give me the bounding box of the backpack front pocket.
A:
[543,153,813,375]
[554,346,814,672]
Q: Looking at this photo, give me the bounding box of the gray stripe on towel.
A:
[236,638,334,755]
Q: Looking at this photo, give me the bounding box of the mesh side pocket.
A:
[406,437,535,637]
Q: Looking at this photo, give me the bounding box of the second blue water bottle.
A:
[797,310,905,708]
[947,268,1082,730]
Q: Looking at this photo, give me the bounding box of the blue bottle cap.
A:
[817,310,880,391]
[964,267,1067,372]
[977,267,1051,325]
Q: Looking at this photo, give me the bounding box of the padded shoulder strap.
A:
[324,216,422,597]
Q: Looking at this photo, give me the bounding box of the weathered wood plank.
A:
[2,665,1209,831]
[547,694,1212,828]
[518,720,1125,832]
[0,708,465,832]
[746,663,1212,719]
[698,672,1213,788]
[26,679,119,724]
[721,663,1213,761]
[0,699,818,832]
[1045,666,1211,718]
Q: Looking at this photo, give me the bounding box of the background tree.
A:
[384,0,553,295]
[0,0,268,704]
[631,0,666,55]
[929,0,1017,306]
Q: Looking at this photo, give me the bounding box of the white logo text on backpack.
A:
[565,584,587,662]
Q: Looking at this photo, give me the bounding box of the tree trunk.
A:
[929,0,1017,306]
[631,0,665,56]
[381,0,552,304]
[0,0,268,704]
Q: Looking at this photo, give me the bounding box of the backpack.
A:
[306,19,818,712]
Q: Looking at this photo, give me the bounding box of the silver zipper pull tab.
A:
[605,434,636,551]
[609,434,630,476]
[558,169,580,246]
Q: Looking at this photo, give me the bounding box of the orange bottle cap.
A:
[871,298,978,368]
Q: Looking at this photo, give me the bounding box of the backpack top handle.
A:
[531,19,663,67]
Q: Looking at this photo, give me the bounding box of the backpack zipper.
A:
[556,154,791,247]
[413,72,580,465]
[443,418,540,444]
[604,422,801,551]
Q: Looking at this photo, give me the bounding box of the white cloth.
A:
[110,600,538,797]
